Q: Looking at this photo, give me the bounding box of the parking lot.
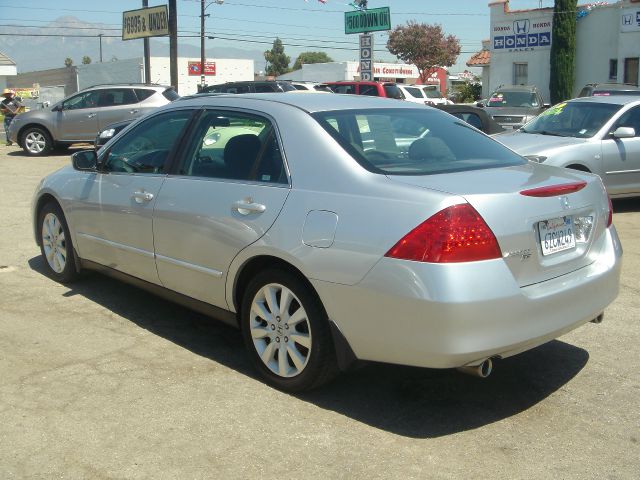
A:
[0,143,638,479]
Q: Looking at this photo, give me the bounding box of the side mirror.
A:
[542,103,551,109]
[476,102,485,108]
[612,126,635,139]
[52,104,62,112]
[71,149,98,171]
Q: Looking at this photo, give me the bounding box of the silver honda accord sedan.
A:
[32,93,622,391]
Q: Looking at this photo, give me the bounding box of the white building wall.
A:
[77,58,143,91]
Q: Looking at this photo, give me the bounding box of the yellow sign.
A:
[122,5,169,41]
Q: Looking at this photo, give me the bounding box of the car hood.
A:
[494,131,587,155]
[484,106,537,116]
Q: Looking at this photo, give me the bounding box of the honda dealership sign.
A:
[621,7,640,32]
[492,18,552,52]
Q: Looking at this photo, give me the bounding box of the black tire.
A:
[54,143,71,152]
[21,126,53,156]
[240,268,338,392]
[37,202,79,283]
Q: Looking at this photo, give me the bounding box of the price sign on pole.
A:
[360,33,374,81]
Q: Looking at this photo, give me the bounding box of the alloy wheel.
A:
[249,283,312,378]
[25,131,47,154]
[42,212,67,273]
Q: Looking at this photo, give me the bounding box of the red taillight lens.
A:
[520,181,587,197]
[385,204,502,263]
[607,195,613,228]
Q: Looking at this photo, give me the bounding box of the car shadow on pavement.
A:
[29,255,590,439]
[612,197,640,213]
[6,146,90,157]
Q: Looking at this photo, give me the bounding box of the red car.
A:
[324,81,405,99]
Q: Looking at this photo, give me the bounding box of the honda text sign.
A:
[122,5,169,41]
[359,34,374,81]
[491,16,552,52]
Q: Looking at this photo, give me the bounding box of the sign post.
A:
[359,34,374,81]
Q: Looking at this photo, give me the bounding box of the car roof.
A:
[175,91,421,113]
[588,83,640,90]
[492,85,537,92]
[81,84,170,91]
[567,95,640,106]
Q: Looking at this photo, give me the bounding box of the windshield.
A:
[521,101,620,138]
[312,108,525,176]
[487,91,538,108]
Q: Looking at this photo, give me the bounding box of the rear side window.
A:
[383,85,404,99]
[162,88,180,101]
[329,84,356,94]
[225,85,250,94]
[292,84,308,91]
[255,84,277,93]
[97,88,137,107]
[359,85,380,97]
[136,89,156,101]
[313,108,525,176]
[451,112,483,130]
[404,87,424,99]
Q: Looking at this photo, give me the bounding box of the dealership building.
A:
[468,0,640,101]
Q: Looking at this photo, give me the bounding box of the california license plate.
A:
[538,216,576,256]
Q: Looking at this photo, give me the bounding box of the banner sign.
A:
[122,5,169,41]
[621,7,640,32]
[492,17,552,52]
[359,34,374,81]
[345,7,391,34]
[188,61,216,76]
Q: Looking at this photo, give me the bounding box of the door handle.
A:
[129,109,139,115]
[87,113,97,118]
[233,198,266,215]
[132,190,154,204]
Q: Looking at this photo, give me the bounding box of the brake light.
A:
[520,181,587,197]
[606,195,613,228]
[385,204,502,263]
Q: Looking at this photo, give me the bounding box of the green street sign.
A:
[345,7,391,34]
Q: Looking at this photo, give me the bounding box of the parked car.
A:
[285,81,333,93]
[324,81,405,99]
[496,96,640,198]
[577,83,640,98]
[201,81,296,94]
[435,104,505,134]
[398,84,453,106]
[8,84,178,156]
[33,93,620,391]
[480,85,548,130]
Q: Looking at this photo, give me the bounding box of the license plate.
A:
[538,216,576,256]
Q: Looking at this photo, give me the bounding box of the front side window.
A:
[614,106,640,137]
[103,110,193,174]
[521,101,620,138]
[63,91,101,110]
[422,88,443,99]
[178,110,287,184]
[404,87,424,99]
[329,84,355,94]
[313,108,525,176]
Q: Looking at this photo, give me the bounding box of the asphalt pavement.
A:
[0,143,638,479]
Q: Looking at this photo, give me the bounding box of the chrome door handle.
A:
[132,190,154,204]
[233,199,266,215]
[129,109,139,114]
[87,113,97,118]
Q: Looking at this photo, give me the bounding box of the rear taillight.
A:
[385,204,502,263]
[520,181,587,197]
[606,195,613,228]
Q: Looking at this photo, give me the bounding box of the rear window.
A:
[312,108,525,176]
[383,85,404,99]
[162,88,180,101]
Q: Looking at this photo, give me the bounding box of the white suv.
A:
[398,84,452,106]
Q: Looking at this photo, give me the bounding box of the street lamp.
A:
[201,0,224,90]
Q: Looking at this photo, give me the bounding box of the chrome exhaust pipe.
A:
[457,358,493,378]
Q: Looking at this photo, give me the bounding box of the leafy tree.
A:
[82,56,92,65]
[387,22,460,83]
[64,57,73,67]
[292,51,333,71]
[549,0,577,103]
[453,81,482,103]
[264,38,290,76]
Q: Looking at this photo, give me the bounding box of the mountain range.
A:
[0,16,267,73]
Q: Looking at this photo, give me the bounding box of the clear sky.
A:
[0,0,556,72]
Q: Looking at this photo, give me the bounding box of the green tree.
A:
[454,81,482,103]
[64,57,73,67]
[292,51,333,71]
[549,0,578,103]
[387,22,460,83]
[264,38,290,77]
[82,56,92,65]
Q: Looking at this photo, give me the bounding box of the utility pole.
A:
[200,0,206,91]
[98,33,103,63]
[143,0,151,83]
[169,0,178,93]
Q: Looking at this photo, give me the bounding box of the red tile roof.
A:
[467,49,491,67]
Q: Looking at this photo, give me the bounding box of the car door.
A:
[152,108,290,309]
[96,88,141,130]
[601,105,640,195]
[71,109,195,283]
[56,90,101,141]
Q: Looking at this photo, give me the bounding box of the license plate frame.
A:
[538,216,576,256]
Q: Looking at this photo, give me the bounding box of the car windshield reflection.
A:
[521,102,620,138]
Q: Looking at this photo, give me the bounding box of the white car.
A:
[398,84,453,106]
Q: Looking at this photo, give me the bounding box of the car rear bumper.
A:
[313,226,622,369]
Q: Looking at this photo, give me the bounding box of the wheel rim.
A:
[42,213,67,274]
[250,283,312,378]
[25,131,47,154]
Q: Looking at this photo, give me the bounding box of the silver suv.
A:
[8,84,178,156]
